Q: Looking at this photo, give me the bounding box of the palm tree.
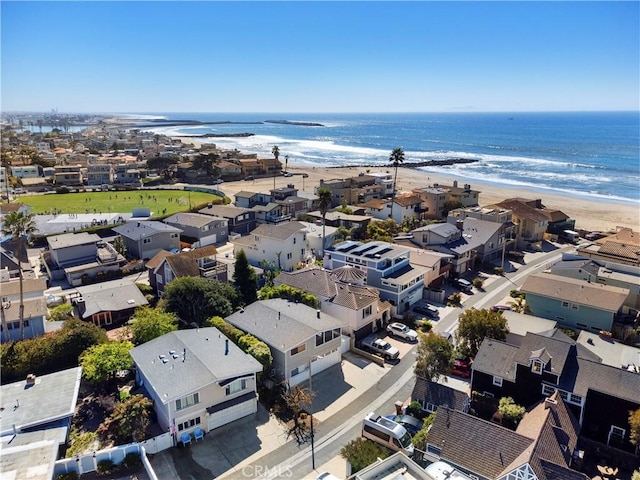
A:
[1,211,37,341]
[389,147,405,221]
[272,145,280,161]
[317,187,332,257]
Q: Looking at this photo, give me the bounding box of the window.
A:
[562,301,570,308]
[225,379,247,396]
[608,426,625,446]
[422,401,437,413]
[531,359,544,374]
[569,394,582,405]
[177,417,201,431]
[426,444,442,456]
[290,344,306,356]
[493,376,503,387]
[170,233,179,239]
[287,253,292,260]
[542,384,556,396]
[362,305,372,318]
[143,237,152,244]
[293,237,296,244]
[176,393,199,411]
[363,424,390,442]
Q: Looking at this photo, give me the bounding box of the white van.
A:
[362,412,414,456]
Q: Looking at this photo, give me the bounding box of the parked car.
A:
[450,360,471,378]
[385,414,423,436]
[386,322,418,342]
[244,175,254,181]
[212,178,224,185]
[283,172,293,177]
[317,473,340,480]
[413,303,439,318]
[361,336,400,360]
[454,278,472,293]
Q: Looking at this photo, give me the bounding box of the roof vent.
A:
[26,374,36,385]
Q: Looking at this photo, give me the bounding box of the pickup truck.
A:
[361,335,400,360]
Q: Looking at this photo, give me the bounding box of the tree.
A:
[414,331,454,382]
[79,341,134,385]
[1,211,37,341]
[233,249,257,306]
[456,308,509,358]
[340,438,389,473]
[47,303,74,322]
[366,219,402,242]
[97,394,153,444]
[412,413,436,453]
[129,307,177,345]
[192,153,220,177]
[112,236,127,257]
[388,147,405,220]
[629,408,640,447]
[159,276,238,327]
[271,145,280,161]
[441,200,464,217]
[508,296,528,314]
[282,384,314,444]
[317,187,332,257]
[146,154,179,179]
[498,396,526,429]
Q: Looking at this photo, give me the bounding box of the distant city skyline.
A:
[1,1,638,113]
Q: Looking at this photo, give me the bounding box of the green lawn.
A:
[17,190,222,215]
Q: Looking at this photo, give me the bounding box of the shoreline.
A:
[175,136,640,234]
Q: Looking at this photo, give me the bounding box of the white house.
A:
[129,328,263,437]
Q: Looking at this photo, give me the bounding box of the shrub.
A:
[122,452,142,470]
[406,400,422,417]
[447,292,462,306]
[56,186,70,194]
[494,267,505,276]
[55,474,79,480]
[418,319,433,332]
[472,277,484,289]
[97,459,116,475]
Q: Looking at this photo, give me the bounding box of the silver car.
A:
[386,322,418,342]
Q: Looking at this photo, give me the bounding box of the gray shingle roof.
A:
[472,338,520,381]
[130,328,262,402]
[521,273,628,312]
[0,367,82,436]
[225,299,345,351]
[198,204,250,218]
[411,378,470,412]
[164,212,222,228]
[47,232,99,249]
[74,279,148,318]
[113,221,182,240]
[249,221,307,240]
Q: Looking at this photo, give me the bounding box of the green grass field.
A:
[17,190,222,215]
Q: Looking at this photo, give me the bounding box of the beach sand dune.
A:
[176,138,639,234]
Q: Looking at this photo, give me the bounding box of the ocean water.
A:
[132,112,640,204]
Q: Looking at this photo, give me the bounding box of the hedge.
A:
[206,317,272,371]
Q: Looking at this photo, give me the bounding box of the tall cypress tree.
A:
[233,249,257,306]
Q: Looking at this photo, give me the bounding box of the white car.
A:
[317,473,341,480]
[386,322,418,342]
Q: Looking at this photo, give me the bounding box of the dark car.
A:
[244,175,254,181]
[385,414,423,436]
[450,360,471,378]
[413,303,439,318]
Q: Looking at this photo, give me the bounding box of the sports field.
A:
[16,189,222,215]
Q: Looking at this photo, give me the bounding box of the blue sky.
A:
[1,1,638,113]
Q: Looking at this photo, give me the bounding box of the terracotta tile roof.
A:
[521,273,629,312]
[394,194,422,207]
[595,228,640,247]
[493,199,549,223]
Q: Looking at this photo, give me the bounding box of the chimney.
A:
[453,180,458,188]
[544,398,557,410]
[26,374,36,385]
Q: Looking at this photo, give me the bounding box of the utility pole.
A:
[308,356,316,470]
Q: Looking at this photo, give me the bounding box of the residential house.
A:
[275,267,392,340]
[323,240,428,315]
[317,175,383,207]
[408,218,509,274]
[0,278,48,342]
[575,227,640,267]
[297,221,338,258]
[150,245,228,296]
[549,256,640,310]
[258,157,282,176]
[112,221,182,260]
[71,278,148,328]
[270,185,311,217]
[355,452,434,480]
[86,163,113,186]
[541,209,576,237]
[411,378,470,415]
[304,210,371,240]
[217,160,242,179]
[234,191,271,209]
[411,186,450,220]
[403,245,454,289]
[54,165,83,186]
[130,328,262,437]
[0,247,21,282]
[252,202,292,224]
[575,330,640,372]
[471,330,640,453]
[0,166,8,195]
[520,273,629,334]
[424,394,588,480]
[231,221,310,272]
[113,163,142,188]
[490,198,550,250]
[446,181,481,208]
[45,232,125,286]
[360,193,423,224]
[237,158,262,178]
[10,165,40,179]
[198,204,257,236]
[163,212,228,248]
[225,299,345,387]
[368,171,395,198]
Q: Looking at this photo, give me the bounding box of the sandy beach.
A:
[176,138,639,234]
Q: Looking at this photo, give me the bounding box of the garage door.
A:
[207,396,257,431]
[310,348,341,376]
